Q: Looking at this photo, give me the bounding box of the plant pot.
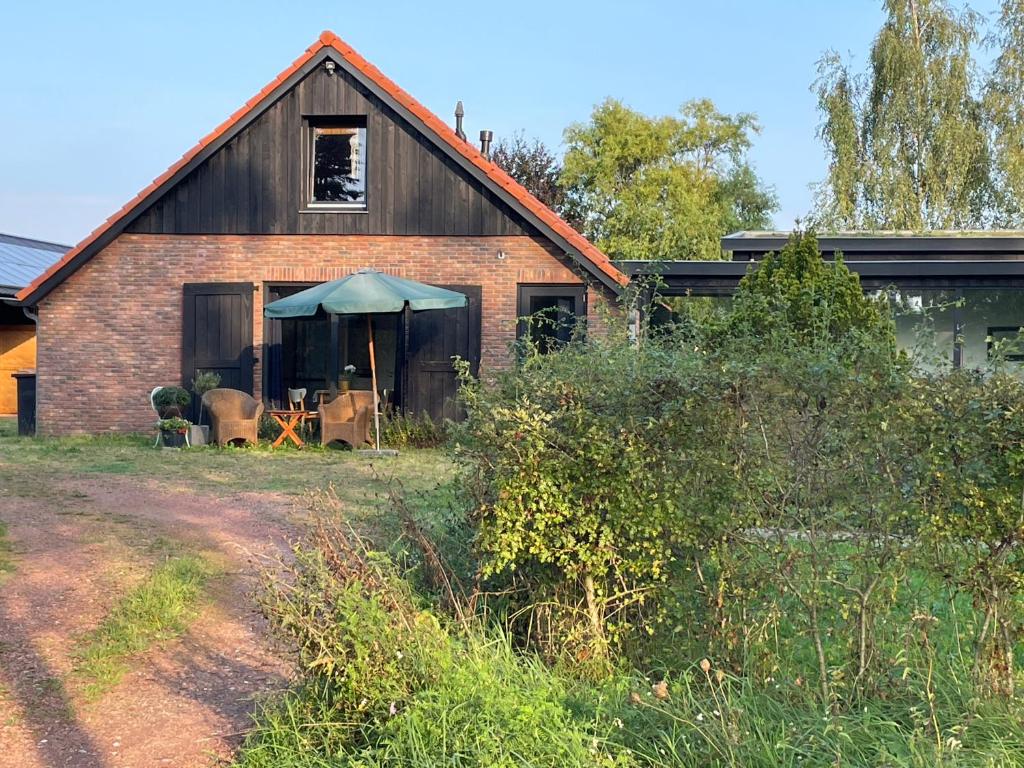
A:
[189,424,209,447]
[160,429,188,449]
[339,380,351,393]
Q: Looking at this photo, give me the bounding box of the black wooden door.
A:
[405,285,481,422]
[182,283,255,416]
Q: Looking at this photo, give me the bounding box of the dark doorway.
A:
[263,284,401,409]
[516,284,586,352]
[405,285,481,422]
[182,282,254,418]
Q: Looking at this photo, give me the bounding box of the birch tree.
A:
[814,0,990,230]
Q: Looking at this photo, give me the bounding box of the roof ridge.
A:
[17,31,625,303]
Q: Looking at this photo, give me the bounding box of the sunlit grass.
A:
[0,521,13,582]
[74,554,212,698]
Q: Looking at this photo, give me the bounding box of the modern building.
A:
[622,231,1024,368]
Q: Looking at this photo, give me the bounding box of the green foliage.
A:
[75,554,210,697]
[727,231,896,354]
[238,520,625,767]
[985,0,1024,225]
[190,370,221,397]
[453,328,738,658]
[561,98,776,261]
[157,417,189,432]
[814,0,990,229]
[152,385,192,410]
[492,132,568,218]
[379,410,447,449]
[915,369,1024,694]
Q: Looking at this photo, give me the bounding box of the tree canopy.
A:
[985,0,1024,225]
[814,0,990,230]
[559,98,777,261]
[490,133,568,219]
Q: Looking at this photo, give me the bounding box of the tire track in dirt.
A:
[0,475,298,768]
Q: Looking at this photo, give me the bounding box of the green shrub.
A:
[152,385,192,411]
[453,329,738,661]
[915,368,1024,696]
[726,230,896,355]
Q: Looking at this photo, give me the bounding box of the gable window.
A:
[516,284,586,353]
[305,120,367,209]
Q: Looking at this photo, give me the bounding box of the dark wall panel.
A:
[128,66,527,237]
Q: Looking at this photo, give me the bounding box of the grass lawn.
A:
[0,415,460,763]
[0,417,455,511]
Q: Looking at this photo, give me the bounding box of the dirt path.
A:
[0,475,297,768]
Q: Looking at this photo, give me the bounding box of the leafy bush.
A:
[453,329,737,661]
[152,385,192,411]
[915,369,1024,695]
[725,230,895,354]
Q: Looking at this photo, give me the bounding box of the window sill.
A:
[300,206,369,214]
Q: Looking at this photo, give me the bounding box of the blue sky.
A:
[0,0,1002,245]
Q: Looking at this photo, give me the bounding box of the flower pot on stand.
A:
[160,429,188,449]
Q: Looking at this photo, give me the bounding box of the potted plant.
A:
[339,364,357,392]
[157,416,190,448]
[153,386,192,418]
[189,370,221,446]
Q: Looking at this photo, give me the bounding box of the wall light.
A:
[496,250,507,260]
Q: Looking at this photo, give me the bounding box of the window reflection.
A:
[886,289,957,371]
[959,290,1024,370]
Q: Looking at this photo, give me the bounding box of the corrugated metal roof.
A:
[0,233,69,296]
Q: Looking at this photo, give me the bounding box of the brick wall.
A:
[36,234,617,435]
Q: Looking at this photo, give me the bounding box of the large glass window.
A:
[308,123,367,207]
[959,289,1024,370]
[888,289,958,370]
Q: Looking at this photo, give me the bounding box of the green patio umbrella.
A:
[263,269,467,452]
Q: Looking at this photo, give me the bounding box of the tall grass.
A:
[231,502,1024,768]
[74,554,211,697]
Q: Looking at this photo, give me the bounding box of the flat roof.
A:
[720,231,1024,259]
[618,258,1024,294]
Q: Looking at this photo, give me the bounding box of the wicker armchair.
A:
[319,392,371,447]
[202,388,264,446]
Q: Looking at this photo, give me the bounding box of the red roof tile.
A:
[17,31,626,304]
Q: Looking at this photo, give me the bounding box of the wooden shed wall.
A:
[126,64,528,237]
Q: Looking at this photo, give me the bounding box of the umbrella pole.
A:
[329,314,340,400]
[367,314,381,451]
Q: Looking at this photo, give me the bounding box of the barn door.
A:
[182,283,254,417]
[405,285,481,422]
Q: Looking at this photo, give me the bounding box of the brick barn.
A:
[16,31,627,436]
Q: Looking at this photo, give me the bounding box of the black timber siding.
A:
[127,65,527,237]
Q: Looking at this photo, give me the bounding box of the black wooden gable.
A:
[127,63,527,237]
